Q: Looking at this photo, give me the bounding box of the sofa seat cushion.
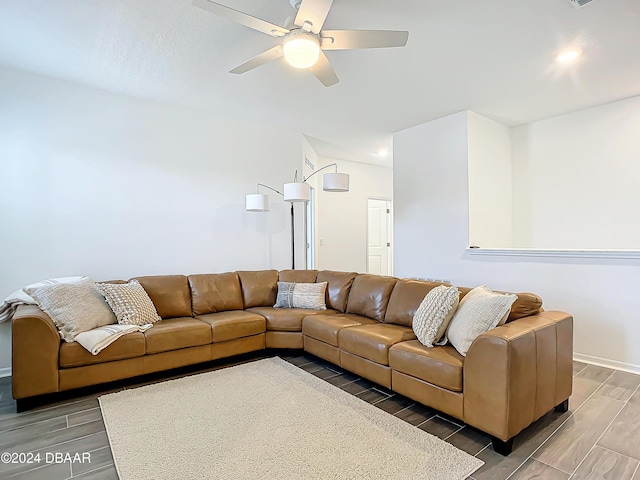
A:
[302,314,378,347]
[389,340,464,392]
[338,324,416,366]
[144,318,212,354]
[196,311,266,342]
[248,307,337,332]
[60,332,145,368]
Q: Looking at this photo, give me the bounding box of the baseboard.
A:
[574,353,640,375]
[0,367,11,378]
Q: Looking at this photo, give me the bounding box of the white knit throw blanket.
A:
[75,324,152,355]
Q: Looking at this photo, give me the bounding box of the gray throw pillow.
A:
[274,282,327,310]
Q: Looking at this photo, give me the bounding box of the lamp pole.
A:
[291,203,295,269]
[247,165,348,271]
[251,184,296,269]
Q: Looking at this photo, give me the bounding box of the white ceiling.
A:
[1,0,639,166]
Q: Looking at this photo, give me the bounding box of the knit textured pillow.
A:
[447,285,517,356]
[24,276,117,342]
[96,280,161,326]
[412,285,460,348]
[274,282,327,310]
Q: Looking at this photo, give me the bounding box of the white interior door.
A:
[367,199,392,275]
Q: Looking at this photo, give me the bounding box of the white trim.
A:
[0,367,11,378]
[574,353,640,375]
[466,248,640,260]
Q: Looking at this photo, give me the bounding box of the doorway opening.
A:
[367,198,393,275]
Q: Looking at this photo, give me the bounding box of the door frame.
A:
[305,186,316,269]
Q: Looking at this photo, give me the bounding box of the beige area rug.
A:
[99,357,483,480]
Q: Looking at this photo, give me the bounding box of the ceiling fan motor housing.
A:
[569,0,596,7]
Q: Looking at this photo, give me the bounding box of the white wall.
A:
[316,157,393,273]
[394,112,470,279]
[512,95,640,249]
[394,110,640,371]
[467,111,513,248]
[0,66,303,371]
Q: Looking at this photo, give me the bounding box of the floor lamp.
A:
[245,164,349,269]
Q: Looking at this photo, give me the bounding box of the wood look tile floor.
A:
[1,354,639,480]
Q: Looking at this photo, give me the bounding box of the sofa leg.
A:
[490,436,514,456]
[554,399,569,413]
[16,398,35,413]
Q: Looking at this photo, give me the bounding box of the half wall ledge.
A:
[465,248,640,260]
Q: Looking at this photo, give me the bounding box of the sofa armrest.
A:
[463,311,573,441]
[12,305,61,399]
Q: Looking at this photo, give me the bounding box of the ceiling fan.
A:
[193,0,409,87]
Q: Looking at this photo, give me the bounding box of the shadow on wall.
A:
[239,200,289,270]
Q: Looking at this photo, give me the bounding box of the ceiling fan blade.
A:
[193,0,289,37]
[309,50,338,87]
[321,30,409,50]
[229,46,283,74]
[294,0,333,34]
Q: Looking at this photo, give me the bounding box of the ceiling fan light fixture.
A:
[556,49,582,64]
[283,31,320,69]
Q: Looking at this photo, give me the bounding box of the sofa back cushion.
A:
[237,270,279,308]
[133,275,192,319]
[346,274,397,322]
[188,273,243,315]
[278,269,319,283]
[459,287,543,323]
[316,271,357,313]
[385,279,445,326]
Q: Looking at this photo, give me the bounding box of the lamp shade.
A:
[323,172,350,192]
[245,193,270,212]
[283,182,311,202]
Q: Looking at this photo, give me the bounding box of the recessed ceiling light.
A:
[556,49,582,63]
[377,149,389,157]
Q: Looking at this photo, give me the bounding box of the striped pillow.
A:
[274,282,327,310]
[447,285,517,356]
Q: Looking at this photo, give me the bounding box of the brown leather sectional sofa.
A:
[12,269,573,455]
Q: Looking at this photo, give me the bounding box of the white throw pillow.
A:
[412,285,460,348]
[274,282,327,310]
[24,276,117,342]
[96,280,161,326]
[446,285,517,356]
